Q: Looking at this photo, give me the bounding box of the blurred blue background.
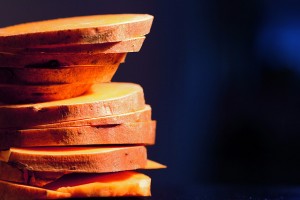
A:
[2,0,300,188]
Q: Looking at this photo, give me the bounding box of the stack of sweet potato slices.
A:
[0,14,165,199]
[0,14,152,103]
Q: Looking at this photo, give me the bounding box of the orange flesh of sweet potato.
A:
[0,171,151,199]
[44,171,151,197]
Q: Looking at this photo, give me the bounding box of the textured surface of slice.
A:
[0,171,150,199]
[3,37,145,54]
[0,52,126,67]
[0,83,145,128]
[0,14,153,47]
[0,64,119,84]
[0,160,164,187]
[31,105,151,129]
[0,121,156,149]
[0,146,147,172]
[0,83,91,104]
[45,171,151,197]
[0,180,70,200]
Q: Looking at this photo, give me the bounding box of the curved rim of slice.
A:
[0,14,153,47]
[0,64,119,84]
[0,146,147,173]
[2,37,145,54]
[0,83,145,128]
[0,121,156,149]
[30,105,151,129]
[0,83,91,104]
[0,52,127,68]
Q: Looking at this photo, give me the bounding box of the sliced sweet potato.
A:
[0,14,153,47]
[44,171,151,197]
[0,64,119,84]
[0,83,145,128]
[0,121,156,149]
[0,160,164,187]
[0,52,126,67]
[0,171,151,199]
[2,37,145,54]
[0,180,70,200]
[0,146,147,173]
[30,105,151,129]
[0,83,91,104]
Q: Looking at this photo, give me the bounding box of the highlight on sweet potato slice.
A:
[0,146,147,173]
[0,121,156,149]
[0,14,153,47]
[0,64,119,84]
[0,52,127,68]
[44,171,151,197]
[0,171,151,199]
[0,83,145,129]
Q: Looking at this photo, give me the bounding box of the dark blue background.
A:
[1,0,300,187]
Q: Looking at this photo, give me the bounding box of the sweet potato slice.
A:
[0,52,126,68]
[0,180,70,200]
[0,64,119,84]
[44,171,151,197]
[0,121,156,149]
[0,14,153,47]
[0,146,147,173]
[0,160,165,187]
[0,83,91,104]
[0,171,151,199]
[0,82,145,128]
[31,105,151,129]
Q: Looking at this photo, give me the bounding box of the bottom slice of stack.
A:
[0,82,165,199]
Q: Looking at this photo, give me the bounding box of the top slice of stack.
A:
[0,14,153,104]
[0,14,153,47]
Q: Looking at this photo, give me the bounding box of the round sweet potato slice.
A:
[0,14,153,47]
[0,83,145,128]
